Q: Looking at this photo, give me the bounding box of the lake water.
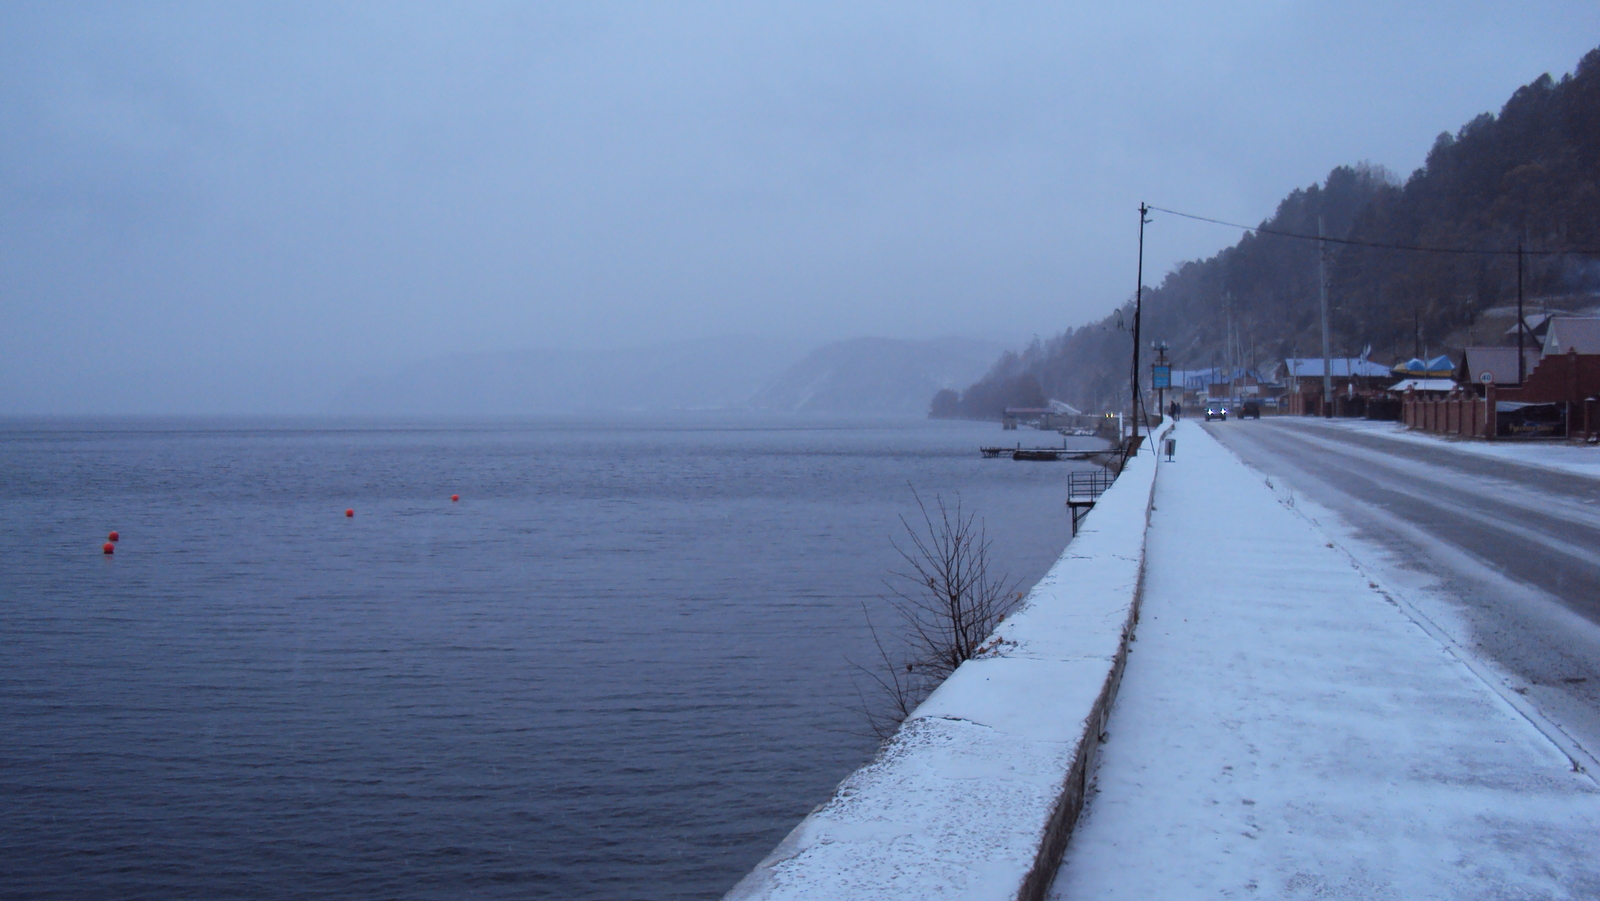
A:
[1,416,1088,900]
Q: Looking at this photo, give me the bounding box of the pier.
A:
[978,443,1116,462]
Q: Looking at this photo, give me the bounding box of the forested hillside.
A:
[945,46,1600,418]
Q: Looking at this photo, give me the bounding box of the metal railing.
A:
[1067,469,1114,503]
[1066,468,1116,535]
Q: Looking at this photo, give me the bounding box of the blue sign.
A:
[1152,364,1171,388]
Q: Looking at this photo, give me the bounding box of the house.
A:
[1458,346,1542,390]
[1283,355,1393,416]
[1503,311,1567,344]
[1003,403,1092,431]
[1283,356,1392,394]
[1542,317,1600,355]
[1409,315,1600,439]
[1172,367,1246,406]
[1490,317,1600,437]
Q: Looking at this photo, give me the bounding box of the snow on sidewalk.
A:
[1048,421,1600,901]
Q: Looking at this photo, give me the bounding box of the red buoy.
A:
[102,542,115,555]
[451,495,459,502]
[345,509,354,518]
[108,530,120,542]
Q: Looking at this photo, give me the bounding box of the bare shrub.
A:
[851,604,933,740]
[852,490,1022,739]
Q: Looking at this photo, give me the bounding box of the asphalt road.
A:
[1204,416,1600,762]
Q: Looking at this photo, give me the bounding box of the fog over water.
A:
[4,2,1599,413]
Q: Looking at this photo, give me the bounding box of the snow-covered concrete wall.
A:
[725,427,1168,901]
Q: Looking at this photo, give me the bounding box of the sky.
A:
[3,2,1599,413]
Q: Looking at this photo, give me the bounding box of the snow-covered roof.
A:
[1460,346,1541,385]
[1175,367,1256,390]
[1390,378,1458,393]
[1542,317,1600,355]
[1284,357,1391,378]
[1504,311,1564,340]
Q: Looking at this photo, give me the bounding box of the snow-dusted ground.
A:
[725,430,1167,901]
[1049,421,1600,900]
[1313,416,1600,479]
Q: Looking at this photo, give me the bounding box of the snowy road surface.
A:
[1049,421,1600,900]
[1207,416,1600,765]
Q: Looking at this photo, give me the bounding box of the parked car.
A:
[1240,401,1262,419]
[1205,402,1228,421]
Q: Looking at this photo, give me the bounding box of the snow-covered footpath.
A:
[1051,421,1600,899]
[724,425,1170,901]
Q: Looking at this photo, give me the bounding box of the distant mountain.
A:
[748,337,1007,415]
[330,336,815,415]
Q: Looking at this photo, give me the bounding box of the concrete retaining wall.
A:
[724,427,1168,901]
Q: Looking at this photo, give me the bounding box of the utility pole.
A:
[1517,238,1526,384]
[1292,340,1299,403]
[1225,291,1234,387]
[1154,342,1169,421]
[1318,215,1332,418]
[1131,203,1150,452]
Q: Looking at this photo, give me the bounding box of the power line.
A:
[1146,205,1600,257]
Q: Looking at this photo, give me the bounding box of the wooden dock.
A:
[979,444,1115,462]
